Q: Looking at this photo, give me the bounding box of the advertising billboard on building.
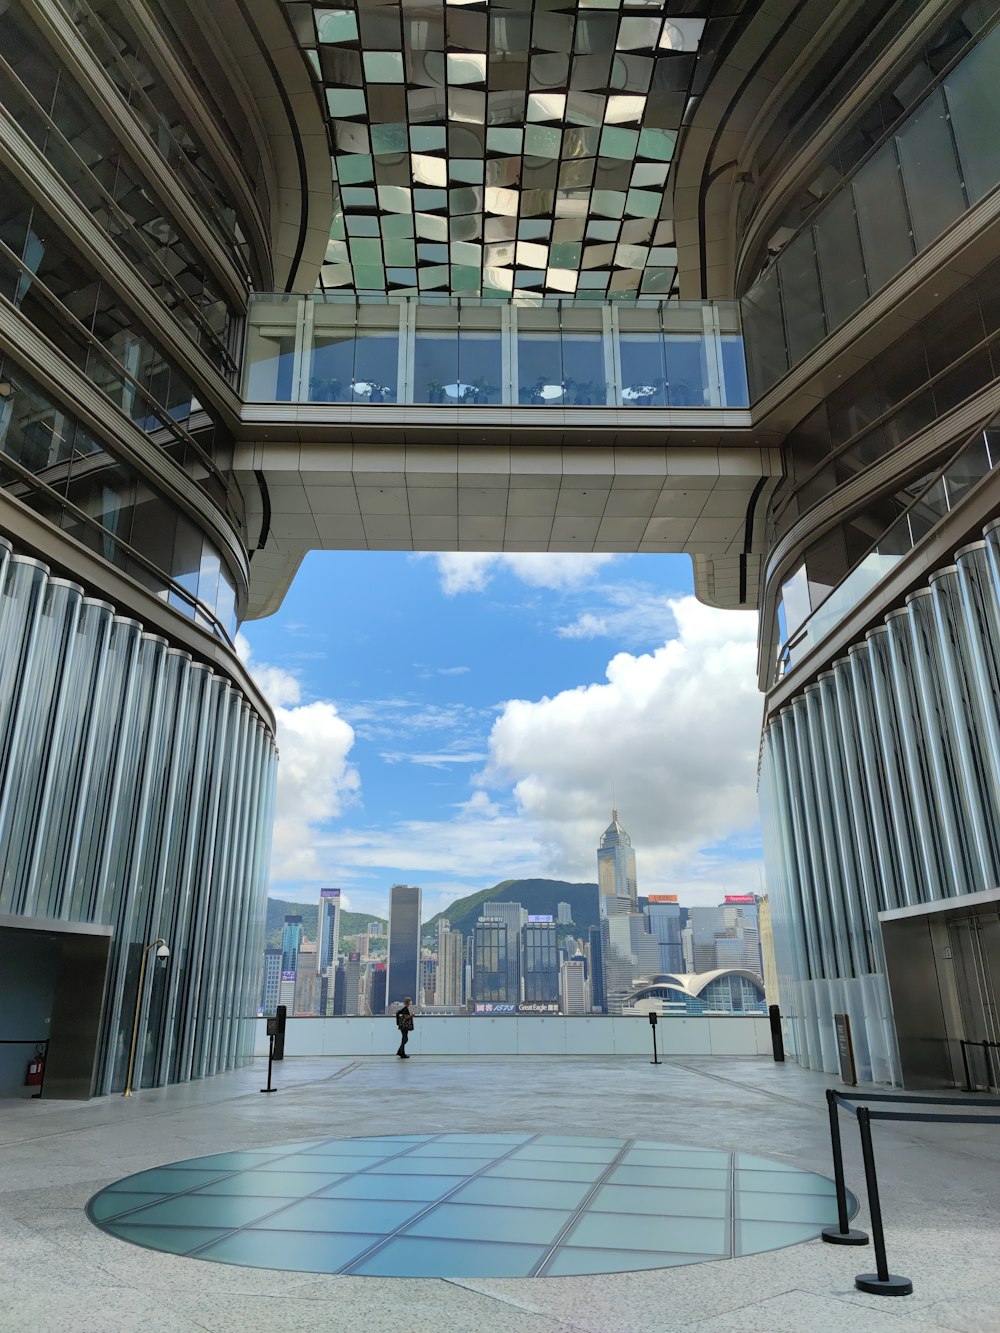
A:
[518,1002,560,1014]
[280,969,296,982]
[321,887,341,900]
[473,1002,517,1014]
[724,894,756,904]
[647,894,678,903]
[527,914,553,923]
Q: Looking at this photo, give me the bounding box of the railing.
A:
[822,1087,1000,1297]
[244,294,749,410]
[960,1038,1000,1092]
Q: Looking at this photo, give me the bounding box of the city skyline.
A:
[240,551,763,922]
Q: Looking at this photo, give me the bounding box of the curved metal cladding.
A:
[0,537,277,1094]
[760,518,1000,1086]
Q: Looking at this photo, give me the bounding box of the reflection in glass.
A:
[414,332,459,403]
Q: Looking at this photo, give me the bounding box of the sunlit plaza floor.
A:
[1,1053,998,1332]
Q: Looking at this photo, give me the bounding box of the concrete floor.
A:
[0,1053,997,1332]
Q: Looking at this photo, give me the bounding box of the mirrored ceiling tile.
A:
[405,15,444,50]
[450,213,482,240]
[327,87,368,118]
[574,14,616,55]
[417,265,450,289]
[545,267,578,292]
[591,189,626,217]
[625,187,660,217]
[413,186,449,211]
[594,161,632,192]
[631,160,668,187]
[378,184,413,212]
[643,89,687,127]
[449,185,483,215]
[368,86,408,122]
[407,87,448,122]
[384,238,416,265]
[450,239,481,266]
[582,241,615,267]
[305,47,321,77]
[316,9,359,44]
[447,51,487,85]
[319,47,363,84]
[637,126,676,160]
[559,158,595,189]
[565,92,605,127]
[334,121,371,153]
[485,185,519,216]
[449,87,486,123]
[415,211,449,240]
[527,93,566,124]
[418,241,450,262]
[611,53,654,93]
[374,155,411,185]
[552,218,585,241]
[653,220,674,244]
[485,240,515,266]
[531,12,574,52]
[450,263,480,292]
[640,266,676,294]
[491,13,531,53]
[449,125,486,156]
[408,49,446,88]
[387,268,418,286]
[524,124,562,159]
[522,161,559,191]
[549,239,581,267]
[609,267,641,291]
[341,185,378,208]
[349,235,384,263]
[382,211,415,238]
[484,216,516,241]
[447,9,488,48]
[650,52,696,93]
[616,17,661,50]
[358,10,403,48]
[486,128,523,155]
[485,157,520,186]
[619,217,654,243]
[604,95,646,124]
[516,240,549,268]
[577,269,611,289]
[530,53,569,89]
[660,18,706,51]
[487,90,527,125]
[649,245,677,264]
[489,56,530,94]
[482,265,514,292]
[371,121,409,154]
[449,158,485,183]
[287,5,318,47]
[411,152,448,186]
[585,219,620,240]
[520,188,556,217]
[599,126,639,160]
[363,50,405,81]
[562,126,600,158]
[338,153,374,184]
[325,238,350,264]
[570,53,612,89]
[346,216,382,240]
[518,219,551,238]
[554,192,590,217]
[329,209,347,239]
[320,261,356,287]
[615,242,648,267]
[514,269,545,288]
[410,125,447,151]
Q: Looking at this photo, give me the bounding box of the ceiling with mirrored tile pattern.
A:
[281,0,727,298]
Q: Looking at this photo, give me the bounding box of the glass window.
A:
[945,26,1000,204]
[457,327,502,404]
[562,332,607,404]
[310,333,354,401]
[805,526,849,611]
[827,365,880,447]
[852,141,913,295]
[664,335,709,406]
[777,230,825,366]
[617,331,666,404]
[875,325,929,412]
[413,331,459,403]
[813,185,868,333]
[720,336,749,406]
[895,88,967,250]
[353,326,399,402]
[740,266,786,399]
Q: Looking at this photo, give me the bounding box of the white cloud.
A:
[555,586,680,646]
[482,596,763,900]
[430,552,619,595]
[237,634,360,885]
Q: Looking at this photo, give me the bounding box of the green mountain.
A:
[265,898,386,949]
[424,878,599,941]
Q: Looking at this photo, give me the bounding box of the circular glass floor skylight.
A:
[88,1133,851,1278]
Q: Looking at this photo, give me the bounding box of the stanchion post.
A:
[960,1040,974,1092]
[854,1106,912,1296]
[260,1030,277,1094]
[821,1089,868,1245]
[648,1011,661,1065]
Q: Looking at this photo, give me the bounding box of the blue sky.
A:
[239,551,764,921]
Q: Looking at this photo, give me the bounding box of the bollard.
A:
[821,1089,868,1245]
[648,1010,661,1065]
[854,1107,912,1295]
[260,1029,277,1094]
[769,1004,785,1062]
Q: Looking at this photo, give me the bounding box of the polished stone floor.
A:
[1,1054,998,1331]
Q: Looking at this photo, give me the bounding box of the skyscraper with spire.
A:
[597,809,638,916]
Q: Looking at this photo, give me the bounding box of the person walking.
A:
[395,997,414,1058]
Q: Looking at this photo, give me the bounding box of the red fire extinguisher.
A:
[25,1046,45,1087]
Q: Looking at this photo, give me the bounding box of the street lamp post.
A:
[122,938,170,1097]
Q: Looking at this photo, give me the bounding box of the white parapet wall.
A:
[255,1015,773,1059]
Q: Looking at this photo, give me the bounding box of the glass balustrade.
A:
[244,295,748,409]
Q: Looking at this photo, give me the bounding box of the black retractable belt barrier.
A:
[821,1088,868,1245]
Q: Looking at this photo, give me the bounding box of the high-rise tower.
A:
[386,884,422,1011]
[597,810,638,915]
